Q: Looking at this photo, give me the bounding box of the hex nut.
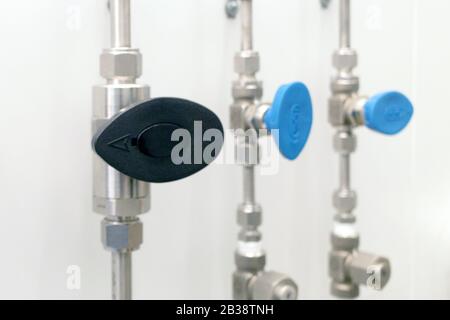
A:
[333,48,358,70]
[333,189,357,213]
[333,130,357,153]
[234,51,260,75]
[100,48,142,79]
[237,203,262,227]
[101,219,143,251]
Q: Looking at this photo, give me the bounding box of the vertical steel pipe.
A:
[110,0,131,48]
[339,0,351,49]
[112,251,132,300]
[243,165,255,204]
[241,0,253,51]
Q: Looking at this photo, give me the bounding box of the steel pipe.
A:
[110,0,131,48]
[339,153,351,192]
[243,165,256,204]
[240,0,253,51]
[112,251,132,300]
[339,0,351,49]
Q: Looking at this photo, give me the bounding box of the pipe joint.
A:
[233,270,298,300]
[329,247,391,299]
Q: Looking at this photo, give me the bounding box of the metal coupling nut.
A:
[235,251,266,273]
[232,80,263,100]
[237,203,262,228]
[333,48,358,71]
[333,130,356,154]
[331,232,359,251]
[234,51,260,75]
[101,218,143,252]
[100,48,142,80]
[333,189,357,213]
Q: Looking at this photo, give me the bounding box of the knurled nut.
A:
[235,251,266,272]
[238,229,262,242]
[331,281,359,299]
[331,76,360,95]
[232,80,263,100]
[334,212,356,224]
[331,233,359,251]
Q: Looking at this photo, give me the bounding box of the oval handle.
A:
[364,92,413,135]
[264,82,313,160]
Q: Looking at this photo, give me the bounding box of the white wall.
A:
[0,0,447,299]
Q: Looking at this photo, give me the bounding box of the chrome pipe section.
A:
[241,0,253,51]
[94,0,149,300]
[243,165,255,205]
[339,0,351,49]
[339,150,351,193]
[112,251,132,300]
[110,0,131,48]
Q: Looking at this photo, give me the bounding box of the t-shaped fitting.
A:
[330,232,391,299]
[232,82,313,160]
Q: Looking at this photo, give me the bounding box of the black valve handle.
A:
[92,98,224,183]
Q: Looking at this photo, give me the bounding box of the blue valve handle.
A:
[263,82,313,160]
[364,92,414,135]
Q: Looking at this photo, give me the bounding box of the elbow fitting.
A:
[330,247,391,299]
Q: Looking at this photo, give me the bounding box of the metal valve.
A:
[230,0,302,301]
[327,0,408,299]
[92,98,224,183]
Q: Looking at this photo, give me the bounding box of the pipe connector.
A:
[101,217,143,252]
[329,93,365,127]
[233,270,298,300]
[100,48,142,81]
[251,271,298,300]
[232,80,263,102]
[235,248,266,273]
[330,232,391,298]
[333,189,357,213]
[330,250,391,299]
[234,51,260,76]
[333,48,358,72]
[330,48,359,96]
[237,203,262,229]
[333,130,357,154]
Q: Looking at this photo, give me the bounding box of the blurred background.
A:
[0,0,447,299]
